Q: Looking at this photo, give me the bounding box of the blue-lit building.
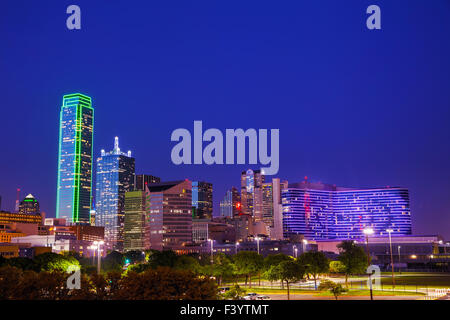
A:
[220,187,240,218]
[56,93,94,225]
[282,180,412,240]
[192,181,213,219]
[95,137,135,251]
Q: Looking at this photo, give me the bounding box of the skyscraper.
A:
[18,194,40,216]
[192,181,213,219]
[134,174,161,191]
[95,137,135,251]
[146,180,192,251]
[124,190,147,252]
[56,93,94,225]
[219,187,240,218]
[282,180,412,240]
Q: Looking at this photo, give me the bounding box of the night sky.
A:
[1,1,449,238]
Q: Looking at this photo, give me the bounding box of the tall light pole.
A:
[294,246,298,258]
[208,239,214,263]
[94,240,104,274]
[398,245,401,274]
[255,237,261,255]
[88,245,97,266]
[386,229,395,288]
[235,242,239,255]
[302,239,308,254]
[363,227,374,300]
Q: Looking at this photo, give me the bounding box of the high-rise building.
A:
[134,174,161,191]
[240,169,264,219]
[270,178,288,240]
[192,181,213,219]
[95,137,135,252]
[146,180,192,251]
[282,180,412,240]
[219,187,240,218]
[56,93,94,225]
[18,194,40,216]
[123,190,147,252]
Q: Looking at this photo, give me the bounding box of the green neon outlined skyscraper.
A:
[56,93,94,225]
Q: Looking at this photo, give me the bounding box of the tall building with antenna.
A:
[95,137,135,251]
[56,93,94,225]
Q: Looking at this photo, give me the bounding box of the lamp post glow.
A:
[255,237,261,255]
[88,245,97,266]
[235,242,239,255]
[208,239,213,263]
[386,229,395,288]
[93,241,104,273]
[294,246,298,258]
[398,245,401,274]
[363,227,374,300]
[302,239,308,254]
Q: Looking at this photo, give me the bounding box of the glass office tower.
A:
[95,137,135,251]
[282,180,412,240]
[192,181,213,219]
[56,93,94,225]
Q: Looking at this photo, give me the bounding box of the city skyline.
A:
[1,1,450,239]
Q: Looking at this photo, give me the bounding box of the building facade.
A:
[146,181,193,251]
[95,137,135,251]
[18,194,40,216]
[219,187,240,218]
[134,174,161,191]
[123,190,147,252]
[56,93,94,225]
[192,181,213,219]
[282,180,412,241]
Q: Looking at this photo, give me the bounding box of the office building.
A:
[123,190,147,252]
[146,180,192,250]
[192,181,213,219]
[219,187,240,218]
[18,194,40,216]
[134,174,161,191]
[0,210,42,225]
[56,93,94,225]
[282,180,412,241]
[240,169,264,220]
[95,137,135,251]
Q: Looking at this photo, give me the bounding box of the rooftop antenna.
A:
[15,188,20,212]
[114,136,120,154]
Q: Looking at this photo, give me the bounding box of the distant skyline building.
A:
[282,180,412,241]
[192,181,213,219]
[220,187,240,218]
[95,137,135,252]
[134,174,161,191]
[124,190,147,252]
[241,169,266,236]
[18,194,40,216]
[146,180,192,250]
[56,93,94,225]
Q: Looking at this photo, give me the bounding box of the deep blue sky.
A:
[1,1,449,238]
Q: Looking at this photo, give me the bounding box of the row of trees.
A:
[0,265,218,300]
[0,241,368,300]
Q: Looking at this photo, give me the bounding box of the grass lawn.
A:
[379,273,450,288]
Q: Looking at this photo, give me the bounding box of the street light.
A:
[302,239,308,254]
[255,237,261,255]
[398,245,401,274]
[386,229,395,288]
[88,245,97,266]
[294,246,298,258]
[208,239,214,263]
[363,227,374,300]
[235,242,240,255]
[93,240,104,274]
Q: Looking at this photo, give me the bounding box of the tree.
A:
[34,252,79,272]
[329,260,346,274]
[263,253,292,271]
[222,284,246,300]
[174,255,201,273]
[4,257,38,271]
[147,250,178,269]
[124,250,146,264]
[0,266,22,299]
[233,251,263,288]
[318,279,347,300]
[102,251,124,272]
[209,253,235,285]
[297,251,329,290]
[268,260,304,300]
[111,267,218,300]
[337,241,368,288]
